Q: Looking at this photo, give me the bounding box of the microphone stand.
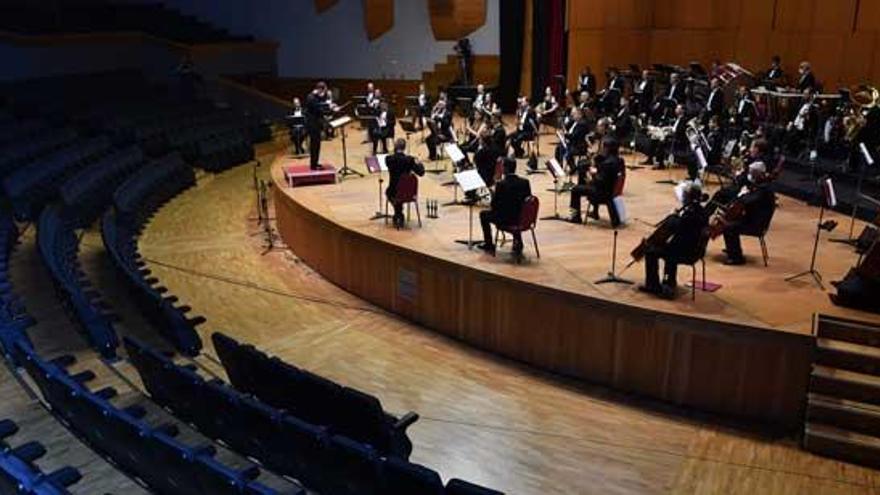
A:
[595,229,634,285]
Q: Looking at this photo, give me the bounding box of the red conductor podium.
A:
[283,164,337,187]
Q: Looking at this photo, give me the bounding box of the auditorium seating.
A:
[0,210,35,362]
[102,153,205,356]
[124,336,503,495]
[0,1,252,44]
[13,340,296,495]
[0,418,83,495]
[38,205,119,359]
[0,127,79,179]
[59,146,145,227]
[212,332,419,459]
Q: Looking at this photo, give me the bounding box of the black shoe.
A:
[638,284,661,294]
[588,209,600,221]
[569,213,583,224]
[659,284,677,300]
[477,242,496,255]
[723,257,746,266]
[311,165,323,170]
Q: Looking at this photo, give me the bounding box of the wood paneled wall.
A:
[568,0,880,89]
[273,165,814,431]
[428,0,488,41]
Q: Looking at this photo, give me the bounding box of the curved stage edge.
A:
[272,161,813,432]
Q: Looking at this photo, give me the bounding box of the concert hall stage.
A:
[271,145,880,431]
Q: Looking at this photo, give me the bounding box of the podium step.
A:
[816,315,880,348]
[810,366,880,406]
[804,423,880,469]
[816,338,880,377]
[807,393,880,437]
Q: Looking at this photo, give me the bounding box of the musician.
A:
[613,96,634,143]
[766,55,784,86]
[415,83,431,130]
[639,182,709,299]
[426,99,454,161]
[482,92,501,119]
[785,88,819,154]
[720,161,776,265]
[489,114,508,156]
[666,73,686,105]
[370,101,395,155]
[510,97,538,158]
[471,84,487,124]
[385,139,426,228]
[478,157,532,256]
[286,97,307,156]
[706,138,771,216]
[569,136,624,225]
[474,132,502,189]
[305,81,336,170]
[555,107,590,169]
[536,86,559,126]
[732,85,758,131]
[643,104,687,169]
[704,116,725,172]
[600,68,626,113]
[702,77,725,125]
[797,61,817,92]
[634,69,655,115]
[461,111,488,153]
[578,67,597,97]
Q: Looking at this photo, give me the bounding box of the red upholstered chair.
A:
[492,158,504,184]
[494,195,540,260]
[387,174,421,228]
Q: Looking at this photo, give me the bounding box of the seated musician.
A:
[731,85,758,132]
[555,107,590,169]
[765,55,784,88]
[634,69,655,116]
[785,88,818,155]
[643,104,687,169]
[569,136,624,225]
[370,101,395,155]
[510,97,538,158]
[578,67,597,98]
[365,81,377,108]
[415,83,431,130]
[702,77,725,126]
[720,161,776,265]
[474,132,502,190]
[613,96,634,143]
[470,84,488,125]
[489,113,508,156]
[707,138,771,216]
[665,73,686,106]
[704,116,725,172]
[639,182,709,299]
[461,111,488,153]
[286,97,307,156]
[536,86,559,126]
[385,139,426,228]
[796,61,817,92]
[426,99,455,161]
[478,157,532,256]
[599,68,626,114]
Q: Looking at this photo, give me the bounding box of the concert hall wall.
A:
[144,0,501,79]
[567,0,880,89]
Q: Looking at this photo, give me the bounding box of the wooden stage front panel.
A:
[272,154,878,430]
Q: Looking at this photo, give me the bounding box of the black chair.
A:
[446,478,506,495]
[326,435,382,495]
[382,457,445,495]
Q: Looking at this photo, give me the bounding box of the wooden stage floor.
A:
[272,141,880,336]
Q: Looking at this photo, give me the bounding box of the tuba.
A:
[845,85,879,142]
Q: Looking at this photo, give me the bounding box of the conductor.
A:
[385,139,425,228]
[305,81,336,170]
[478,158,532,256]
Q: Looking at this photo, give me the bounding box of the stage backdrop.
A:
[138,0,500,80]
[567,0,880,89]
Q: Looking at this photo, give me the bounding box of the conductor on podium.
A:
[385,139,425,228]
[305,81,335,170]
[479,158,532,256]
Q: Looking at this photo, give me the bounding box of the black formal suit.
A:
[305,92,329,168]
[570,154,624,226]
[634,78,655,114]
[767,66,784,81]
[644,202,709,289]
[579,74,597,96]
[481,173,532,251]
[370,109,396,154]
[649,116,688,167]
[797,71,817,92]
[733,96,758,131]
[510,109,538,157]
[385,152,425,224]
[723,184,776,262]
[555,119,590,168]
[666,82,686,105]
[474,144,501,189]
[426,110,453,160]
[703,88,725,123]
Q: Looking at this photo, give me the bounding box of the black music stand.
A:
[831,143,875,246]
[786,177,838,289]
[453,169,487,249]
[541,158,568,222]
[365,155,391,221]
[595,229,634,285]
[332,115,363,180]
[399,119,418,155]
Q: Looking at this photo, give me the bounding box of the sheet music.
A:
[546,158,564,179]
[694,147,708,171]
[444,143,466,163]
[330,115,353,128]
[364,154,388,174]
[454,169,487,193]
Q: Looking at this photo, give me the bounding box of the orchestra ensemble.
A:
[285,55,880,305]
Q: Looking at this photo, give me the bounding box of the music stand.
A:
[365,154,390,221]
[831,143,875,246]
[541,158,568,222]
[453,169,487,249]
[786,177,838,289]
[441,143,469,204]
[331,115,363,179]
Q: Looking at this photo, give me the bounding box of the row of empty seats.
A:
[59,146,145,227]
[0,127,79,179]
[0,418,83,495]
[126,336,502,495]
[14,340,296,495]
[102,153,205,356]
[0,211,35,361]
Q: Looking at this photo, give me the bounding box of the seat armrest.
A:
[392,411,419,431]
